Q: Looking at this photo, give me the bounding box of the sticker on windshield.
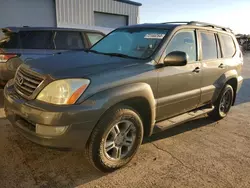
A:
[144,34,165,39]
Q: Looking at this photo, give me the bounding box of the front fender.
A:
[81,83,156,134]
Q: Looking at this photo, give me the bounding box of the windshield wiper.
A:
[102,52,140,59]
[87,50,140,59]
[87,49,102,54]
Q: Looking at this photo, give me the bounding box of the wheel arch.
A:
[117,97,153,137]
[213,70,239,105]
[225,78,238,105]
[83,83,156,145]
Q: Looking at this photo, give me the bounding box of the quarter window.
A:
[165,31,197,62]
[219,34,236,58]
[200,32,217,60]
[86,33,104,46]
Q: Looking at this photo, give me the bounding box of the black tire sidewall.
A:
[218,85,234,117]
[88,106,143,172]
[210,84,234,120]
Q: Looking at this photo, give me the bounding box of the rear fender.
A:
[212,70,238,103]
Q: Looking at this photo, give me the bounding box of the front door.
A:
[156,29,202,121]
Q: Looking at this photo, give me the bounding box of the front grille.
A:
[14,67,44,98]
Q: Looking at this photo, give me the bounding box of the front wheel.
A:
[85,105,143,172]
[208,84,234,120]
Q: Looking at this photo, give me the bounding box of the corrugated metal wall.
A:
[55,0,139,27]
[0,0,56,27]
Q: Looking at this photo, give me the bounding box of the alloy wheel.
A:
[219,89,233,116]
[104,120,136,160]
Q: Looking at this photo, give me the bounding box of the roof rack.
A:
[163,21,233,32]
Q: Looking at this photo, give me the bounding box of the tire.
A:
[208,84,234,120]
[85,105,144,172]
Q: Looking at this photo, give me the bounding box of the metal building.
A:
[0,0,141,31]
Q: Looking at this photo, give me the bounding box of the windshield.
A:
[91,28,168,59]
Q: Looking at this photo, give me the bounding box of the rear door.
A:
[198,30,226,105]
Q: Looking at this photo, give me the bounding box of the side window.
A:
[54,31,84,50]
[165,31,196,62]
[19,31,52,49]
[219,34,236,58]
[200,32,217,60]
[86,32,104,46]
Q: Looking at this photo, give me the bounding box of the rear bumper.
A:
[237,76,243,93]
[4,81,104,150]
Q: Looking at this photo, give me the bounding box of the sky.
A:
[136,0,250,34]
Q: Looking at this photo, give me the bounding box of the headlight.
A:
[37,79,90,105]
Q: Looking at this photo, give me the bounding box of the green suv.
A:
[4,21,243,172]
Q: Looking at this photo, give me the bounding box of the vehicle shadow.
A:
[1,114,215,187]
[143,116,215,144]
[0,116,105,188]
[235,78,250,105]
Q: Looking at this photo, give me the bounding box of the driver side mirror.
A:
[164,51,188,66]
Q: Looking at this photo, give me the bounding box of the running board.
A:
[153,106,214,134]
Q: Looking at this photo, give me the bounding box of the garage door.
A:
[0,0,56,28]
[94,12,128,28]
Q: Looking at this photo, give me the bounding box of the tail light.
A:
[0,53,18,63]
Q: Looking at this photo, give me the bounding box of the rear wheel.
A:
[208,84,234,120]
[85,105,143,172]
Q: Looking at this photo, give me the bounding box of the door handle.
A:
[218,63,225,69]
[193,67,200,73]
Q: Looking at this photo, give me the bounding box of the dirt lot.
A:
[0,53,250,188]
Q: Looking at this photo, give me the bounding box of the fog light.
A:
[36,124,68,136]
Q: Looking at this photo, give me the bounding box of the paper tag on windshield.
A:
[144,34,165,39]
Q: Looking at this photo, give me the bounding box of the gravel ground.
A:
[0,53,250,188]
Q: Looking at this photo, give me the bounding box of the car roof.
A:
[119,23,178,30]
[117,21,233,34]
[2,26,104,34]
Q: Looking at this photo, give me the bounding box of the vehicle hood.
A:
[23,51,145,79]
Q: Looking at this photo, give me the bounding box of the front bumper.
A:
[4,81,103,150]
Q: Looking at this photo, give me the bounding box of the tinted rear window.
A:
[19,31,52,49]
[219,34,236,58]
[0,30,52,49]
